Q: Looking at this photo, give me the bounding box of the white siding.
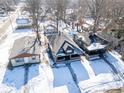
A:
[24,57,29,64]
[11,58,24,67]
[30,55,40,63]
[11,55,40,67]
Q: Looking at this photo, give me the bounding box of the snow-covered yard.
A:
[52,66,80,93]
[2,66,25,89]
[0,11,124,93]
[71,61,89,81]
[89,59,113,75]
[0,27,53,93]
[50,56,124,93]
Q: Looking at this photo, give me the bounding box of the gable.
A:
[65,46,74,54]
[57,40,80,55]
[50,32,84,55]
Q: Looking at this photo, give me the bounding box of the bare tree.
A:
[26,0,42,47]
[78,0,89,18]
[46,0,69,32]
[86,0,105,32]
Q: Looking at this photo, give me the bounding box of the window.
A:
[32,56,36,60]
[57,56,65,61]
[15,58,24,62]
[71,54,79,58]
[67,50,72,53]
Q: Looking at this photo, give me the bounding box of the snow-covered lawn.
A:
[2,66,25,89]
[71,61,89,81]
[105,51,124,74]
[0,63,53,93]
[89,59,113,75]
[79,73,123,93]
[78,55,124,93]
[52,67,80,93]
[0,27,53,93]
[1,14,124,93]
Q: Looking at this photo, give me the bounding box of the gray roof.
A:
[9,36,41,59]
[96,31,115,43]
[77,32,91,46]
[47,32,83,55]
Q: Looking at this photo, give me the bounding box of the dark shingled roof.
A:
[76,32,91,46]
[47,32,83,56]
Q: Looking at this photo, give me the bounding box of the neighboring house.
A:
[47,32,83,63]
[44,24,58,36]
[9,36,41,67]
[16,18,32,29]
[74,32,109,59]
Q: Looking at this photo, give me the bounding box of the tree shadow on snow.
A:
[2,64,39,89]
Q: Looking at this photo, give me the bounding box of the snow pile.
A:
[79,73,123,93]
[54,85,69,93]
[105,51,124,75]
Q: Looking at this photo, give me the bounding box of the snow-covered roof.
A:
[77,32,91,46]
[47,32,83,55]
[9,36,41,59]
[87,43,107,51]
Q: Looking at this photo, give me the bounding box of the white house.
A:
[9,36,41,67]
[44,24,58,36]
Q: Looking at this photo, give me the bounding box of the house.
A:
[9,36,41,67]
[16,18,32,29]
[47,32,83,63]
[73,32,109,59]
[44,24,58,36]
